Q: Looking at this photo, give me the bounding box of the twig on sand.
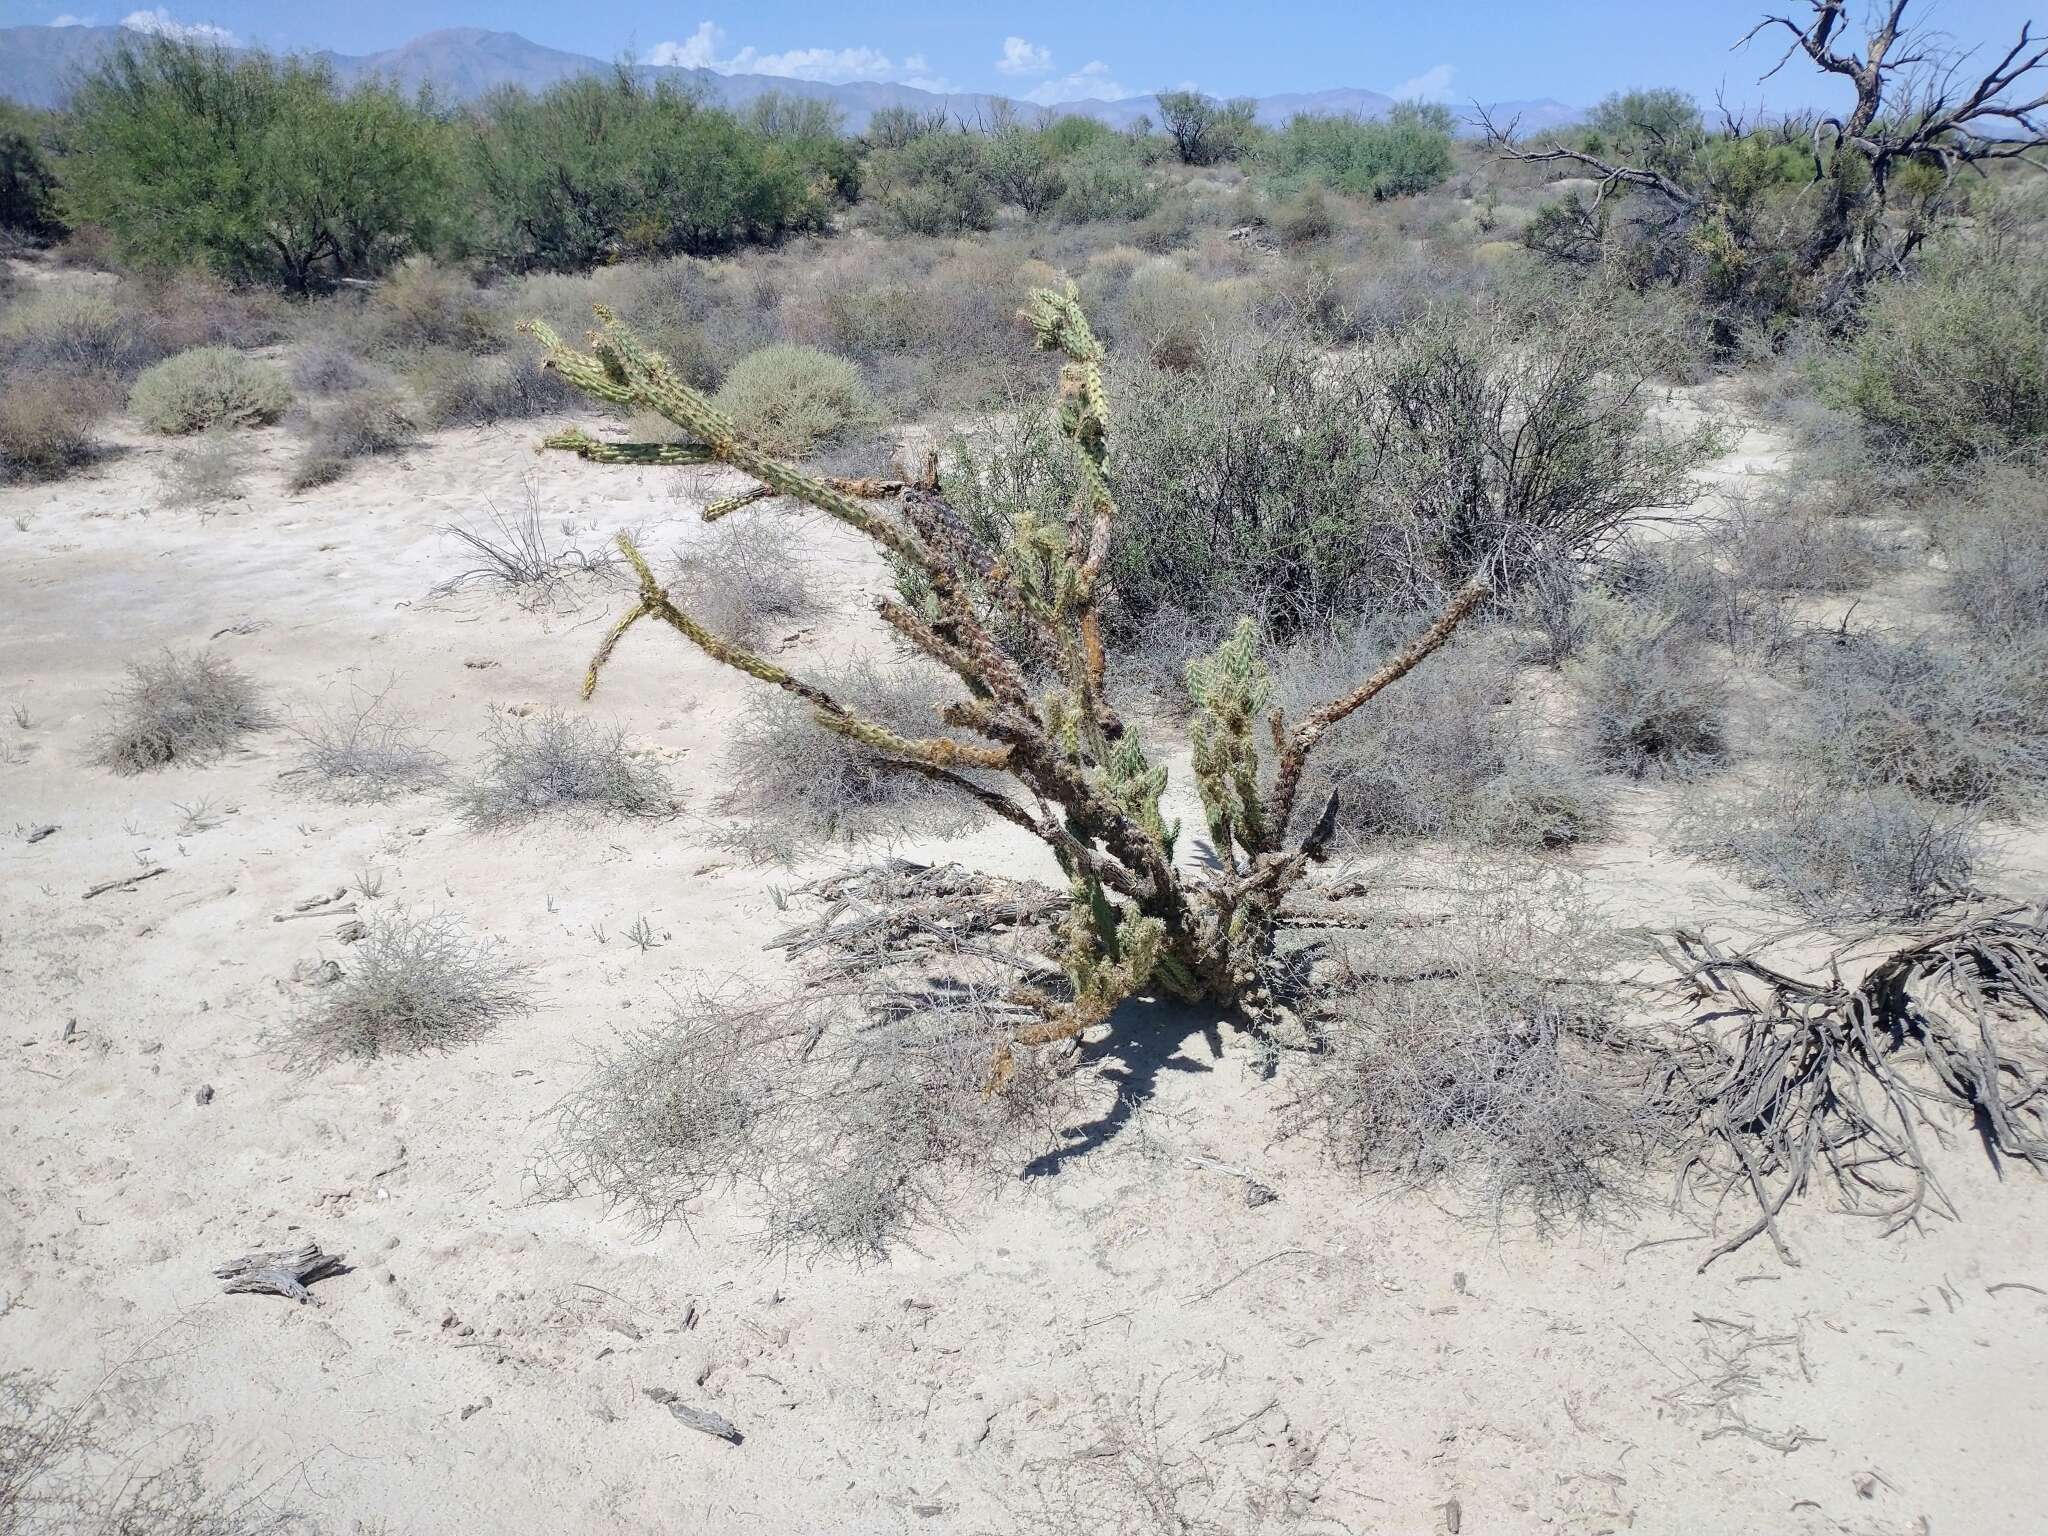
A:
[83,866,167,900]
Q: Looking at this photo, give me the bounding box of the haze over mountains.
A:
[0,22,1580,134]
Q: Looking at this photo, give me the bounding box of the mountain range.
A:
[0,23,1580,135]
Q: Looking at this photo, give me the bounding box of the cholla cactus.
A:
[528,288,1486,1075]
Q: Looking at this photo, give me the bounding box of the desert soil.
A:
[4,377,2047,1534]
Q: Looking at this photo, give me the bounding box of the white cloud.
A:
[49,14,97,25]
[995,36,1052,77]
[1390,63,1456,102]
[647,19,956,91]
[120,7,236,43]
[1023,59,1132,106]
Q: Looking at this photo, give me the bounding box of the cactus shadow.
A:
[1022,995,1227,1179]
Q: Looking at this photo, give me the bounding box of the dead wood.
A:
[214,1241,347,1304]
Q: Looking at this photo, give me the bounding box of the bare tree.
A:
[1480,0,2048,306]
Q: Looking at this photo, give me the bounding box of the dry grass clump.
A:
[287,681,448,802]
[410,348,580,427]
[0,286,153,375]
[285,383,415,490]
[129,346,290,435]
[1794,631,2048,809]
[288,907,533,1062]
[1271,625,1609,849]
[157,430,248,507]
[709,342,876,457]
[435,493,613,607]
[1933,461,2048,641]
[457,706,675,827]
[716,659,984,861]
[1289,858,1665,1224]
[98,648,270,773]
[1680,780,1980,921]
[1724,495,1899,595]
[669,514,818,648]
[1574,610,1730,780]
[0,367,113,482]
[288,340,384,397]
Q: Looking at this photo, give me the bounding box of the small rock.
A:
[460,1397,490,1421]
[24,824,57,844]
[194,1084,214,1106]
[463,656,499,670]
[1244,1180,1278,1208]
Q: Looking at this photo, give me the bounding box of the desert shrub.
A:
[868,132,997,235]
[289,340,384,397]
[717,660,983,860]
[158,431,248,506]
[361,255,505,353]
[1938,475,2048,641]
[436,495,611,604]
[411,348,579,426]
[1724,495,1896,594]
[547,978,1077,1258]
[1681,780,1979,921]
[984,125,1067,216]
[1792,631,2048,808]
[1821,244,2048,464]
[286,383,415,490]
[0,286,153,375]
[458,706,675,826]
[962,286,1710,638]
[0,368,113,482]
[1156,91,1259,166]
[289,682,448,801]
[98,648,270,773]
[1608,538,1802,666]
[1270,183,1338,244]
[1273,626,1610,847]
[1287,859,1660,1224]
[130,347,291,434]
[1574,613,1730,780]
[711,343,875,456]
[670,515,818,648]
[1052,143,1160,224]
[289,908,533,1060]
[468,74,817,269]
[0,102,62,241]
[63,36,451,289]
[1260,104,1456,200]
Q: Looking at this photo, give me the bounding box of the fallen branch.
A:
[82,867,166,900]
[214,1241,346,1304]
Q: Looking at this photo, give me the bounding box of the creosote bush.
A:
[286,383,415,490]
[98,647,270,772]
[458,706,675,827]
[130,346,291,434]
[709,343,876,458]
[289,907,533,1061]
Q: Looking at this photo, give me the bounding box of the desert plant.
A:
[669,514,818,649]
[130,347,291,435]
[157,431,249,506]
[286,383,415,490]
[288,907,533,1061]
[867,131,997,235]
[1938,470,2048,640]
[457,705,675,826]
[718,658,987,861]
[709,343,876,457]
[0,369,113,483]
[1260,103,1456,201]
[528,288,1489,1077]
[1575,611,1730,780]
[1155,91,1258,167]
[98,648,270,773]
[288,680,448,801]
[436,494,610,604]
[1681,779,1980,920]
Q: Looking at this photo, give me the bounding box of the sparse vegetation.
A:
[1575,611,1729,781]
[98,648,270,773]
[457,706,675,827]
[288,907,533,1061]
[286,382,415,490]
[670,515,818,649]
[157,430,249,506]
[131,347,291,435]
[710,343,876,457]
[288,681,448,801]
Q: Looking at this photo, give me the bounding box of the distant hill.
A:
[0,22,1579,136]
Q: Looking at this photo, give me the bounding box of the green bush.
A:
[1156,91,1260,166]
[467,73,819,269]
[130,347,291,434]
[712,343,875,456]
[1053,143,1160,224]
[1822,247,2048,463]
[0,101,63,240]
[1260,104,1455,200]
[868,132,996,235]
[62,36,451,290]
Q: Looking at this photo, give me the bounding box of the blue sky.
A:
[6,0,2043,109]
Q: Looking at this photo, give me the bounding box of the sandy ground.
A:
[5,380,2048,1535]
